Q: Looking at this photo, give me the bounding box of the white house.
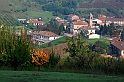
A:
[98,16,124,26]
[65,14,80,21]
[27,19,45,26]
[88,34,100,39]
[32,31,60,45]
[80,26,96,35]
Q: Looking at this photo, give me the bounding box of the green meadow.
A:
[27,11,54,22]
[0,71,123,82]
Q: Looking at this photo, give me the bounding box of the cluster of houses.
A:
[54,13,124,39]
[18,18,45,26]
[17,14,124,58]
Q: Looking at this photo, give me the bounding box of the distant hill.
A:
[79,0,124,9]
[0,0,27,12]
[0,0,124,23]
[0,0,55,23]
[78,0,124,17]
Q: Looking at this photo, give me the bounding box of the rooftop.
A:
[33,31,59,37]
[111,41,124,50]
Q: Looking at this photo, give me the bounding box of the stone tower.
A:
[89,13,93,28]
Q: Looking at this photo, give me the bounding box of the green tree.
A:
[0,25,32,70]
[92,40,110,54]
[121,27,124,40]
[107,23,115,37]
[65,34,98,69]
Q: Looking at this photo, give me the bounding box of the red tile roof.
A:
[32,20,45,24]
[111,41,124,50]
[80,26,96,30]
[33,31,59,37]
[73,20,88,25]
[68,14,78,17]
[99,17,124,22]
[110,38,121,43]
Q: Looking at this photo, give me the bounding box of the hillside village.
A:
[1,0,124,78]
[16,12,124,59]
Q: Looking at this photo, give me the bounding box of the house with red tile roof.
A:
[110,38,121,44]
[79,26,99,39]
[27,19,45,26]
[54,17,68,29]
[32,31,60,45]
[69,13,99,36]
[70,20,89,35]
[65,14,79,21]
[110,38,124,57]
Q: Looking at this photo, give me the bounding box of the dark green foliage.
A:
[65,34,98,69]
[121,27,124,40]
[61,0,78,8]
[32,0,47,4]
[42,2,73,15]
[98,23,117,37]
[0,24,32,70]
[92,40,110,54]
[59,34,124,75]
[44,50,60,68]
[37,19,65,35]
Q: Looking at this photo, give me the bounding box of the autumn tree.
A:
[32,48,50,71]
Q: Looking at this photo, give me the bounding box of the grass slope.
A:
[41,36,66,48]
[0,0,54,21]
[0,71,124,82]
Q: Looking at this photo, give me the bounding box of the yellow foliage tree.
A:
[32,48,49,70]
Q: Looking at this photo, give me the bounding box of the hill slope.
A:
[0,0,124,21]
[79,0,124,9]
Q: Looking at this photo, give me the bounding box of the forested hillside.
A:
[34,0,124,18]
[0,0,124,22]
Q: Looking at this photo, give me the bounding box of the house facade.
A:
[70,13,99,36]
[88,34,100,39]
[70,20,89,35]
[32,31,60,45]
[27,19,45,26]
[65,14,79,21]
[54,17,68,29]
[98,16,124,26]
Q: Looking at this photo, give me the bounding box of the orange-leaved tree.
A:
[32,48,50,71]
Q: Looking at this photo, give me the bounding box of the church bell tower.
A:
[89,13,93,28]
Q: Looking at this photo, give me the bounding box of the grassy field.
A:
[0,71,124,82]
[41,37,110,48]
[41,36,66,48]
[83,38,110,45]
[27,11,54,22]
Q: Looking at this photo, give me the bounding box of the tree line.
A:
[57,35,124,75]
[0,23,50,71]
[1,22,124,75]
